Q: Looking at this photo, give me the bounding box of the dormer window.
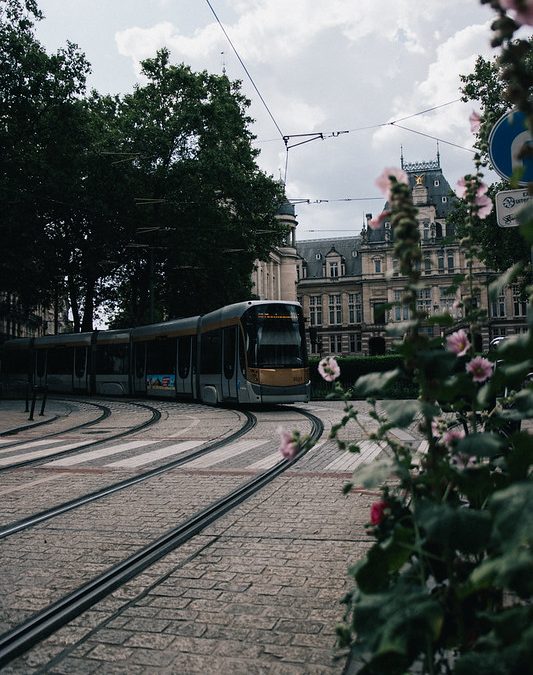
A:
[442,196,448,203]
[351,250,358,258]
[315,253,322,260]
[434,179,440,187]
[384,221,391,230]
[329,262,339,277]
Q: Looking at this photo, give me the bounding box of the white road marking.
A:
[43,440,156,467]
[106,440,204,468]
[185,439,269,469]
[247,451,281,470]
[0,438,66,456]
[323,440,386,471]
[0,441,90,467]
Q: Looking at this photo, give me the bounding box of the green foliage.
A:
[1,4,285,331]
[327,20,533,669]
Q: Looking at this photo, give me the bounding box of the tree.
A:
[107,50,286,326]
[0,0,90,312]
[456,41,533,274]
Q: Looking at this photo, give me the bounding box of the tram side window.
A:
[2,349,30,375]
[134,343,146,378]
[75,347,87,378]
[35,350,46,378]
[146,338,176,374]
[95,344,129,375]
[47,347,74,374]
[223,326,236,380]
[177,336,191,379]
[200,329,222,374]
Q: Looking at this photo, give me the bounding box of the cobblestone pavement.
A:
[0,398,421,673]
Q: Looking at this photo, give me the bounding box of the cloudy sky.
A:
[33,0,526,240]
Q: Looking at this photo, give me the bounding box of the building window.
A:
[434,179,440,187]
[423,221,430,240]
[349,333,361,353]
[442,196,448,203]
[393,290,410,321]
[374,258,382,274]
[417,288,432,315]
[329,334,342,353]
[424,255,432,274]
[329,261,339,277]
[439,288,455,314]
[512,285,527,316]
[373,302,387,325]
[392,259,399,276]
[447,251,454,273]
[309,296,322,326]
[329,294,342,325]
[437,251,445,273]
[348,292,362,323]
[491,289,506,318]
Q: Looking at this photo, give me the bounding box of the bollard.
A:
[28,386,48,421]
[39,386,48,416]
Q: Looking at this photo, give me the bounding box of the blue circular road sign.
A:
[488,110,533,185]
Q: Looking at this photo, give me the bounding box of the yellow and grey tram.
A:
[1,301,310,405]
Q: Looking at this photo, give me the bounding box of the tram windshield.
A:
[242,304,307,368]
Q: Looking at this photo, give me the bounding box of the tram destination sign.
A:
[495,188,532,228]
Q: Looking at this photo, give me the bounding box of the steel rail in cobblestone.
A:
[0,398,111,444]
[0,408,323,668]
[0,407,256,540]
[0,400,161,473]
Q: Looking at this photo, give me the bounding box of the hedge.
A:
[309,355,418,400]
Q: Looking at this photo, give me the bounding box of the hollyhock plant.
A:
[456,177,493,219]
[278,426,298,460]
[443,426,466,448]
[318,355,340,382]
[500,0,533,25]
[446,329,471,357]
[369,210,390,230]
[469,110,482,133]
[370,501,389,526]
[375,167,408,200]
[466,356,494,383]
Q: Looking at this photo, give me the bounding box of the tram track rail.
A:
[0,399,162,473]
[0,398,111,446]
[0,407,323,668]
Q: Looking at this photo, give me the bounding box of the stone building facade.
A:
[251,201,299,302]
[294,157,528,356]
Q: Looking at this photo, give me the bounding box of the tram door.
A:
[133,342,147,394]
[73,346,88,391]
[34,349,47,387]
[222,325,237,400]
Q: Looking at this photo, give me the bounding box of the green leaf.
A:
[455,432,506,458]
[381,400,421,427]
[417,501,492,554]
[517,201,533,244]
[354,369,400,395]
[353,458,395,488]
[488,263,523,300]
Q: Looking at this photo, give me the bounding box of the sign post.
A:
[495,188,532,228]
[488,110,533,185]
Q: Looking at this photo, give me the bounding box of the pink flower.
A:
[370,501,389,526]
[369,210,390,230]
[476,193,493,219]
[466,356,494,383]
[500,0,533,26]
[451,452,478,470]
[278,426,298,460]
[443,426,466,448]
[431,418,447,439]
[456,177,493,220]
[446,329,471,357]
[469,110,482,133]
[318,356,340,382]
[375,167,409,200]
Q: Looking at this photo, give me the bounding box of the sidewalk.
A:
[0,399,379,673]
